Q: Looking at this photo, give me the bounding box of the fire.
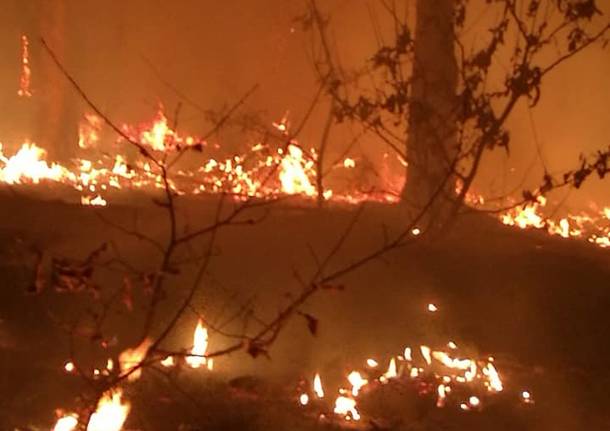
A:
[347,371,368,396]
[299,393,309,406]
[0,143,72,184]
[278,144,316,196]
[160,355,175,367]
[18,35,32,97]
[366,358,378,368]
[482,361,503,392]
[501,197,546,229]
[119,338,152,382]
[78,113,103,149]
[313,373,325,398]
[436,384,447,408]
[420,345,432,365]
[380,357,398,382]
[53,414,78,431]
[86,389,130,431]
[334,395,360,421]
[186,320,208,369]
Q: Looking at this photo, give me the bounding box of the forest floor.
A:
[0,188,609,431]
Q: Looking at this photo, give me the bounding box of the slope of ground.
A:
[0,189,609,430]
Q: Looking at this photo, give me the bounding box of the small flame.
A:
[380,357,398,382]
[313,373,325,398]
[427,303,438,312]
[64,361,75,373]
[18,35,32,97]
[279,144,316,196]
[436,384,447,408]
[160,356,175,367]
[118,338,151,382]
[186,320,208,369]
[366,358,378,368]
[334,395,360,421]
[420,346,432,365]
[347,371,368,396]
[299,393,309,406]
[86,389,130,431]
[53,414,78,431]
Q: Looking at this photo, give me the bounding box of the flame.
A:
[299,393,309,406]
[366,358,378,368]
[347,371,368,396]
[436,384,447,408]
[53,414,78,431]
[0,143,72,184]
[186,320,208,369]
[482,362,503,392]
[78,113,103,149]
[313,373,325,398]
[343,158,356,168]
[334,395,360,421]
[380,357,398,383]
[160,355,175,367]
[279,144,316,196]
[18,35,32,97]
[420,345,432,365]
[86,389,130,431]
[119,338,151,382]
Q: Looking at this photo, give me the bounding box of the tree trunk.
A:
[36,1,75,160]
[402,0,458,225]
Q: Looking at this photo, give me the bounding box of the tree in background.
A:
[310,0,609,229]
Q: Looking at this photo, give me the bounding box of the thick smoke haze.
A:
[0,0,608,206]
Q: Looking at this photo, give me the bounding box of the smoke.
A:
[0,0,607,206]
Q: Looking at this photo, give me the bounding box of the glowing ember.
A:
[119,338,151,382]
[18,35,32,97]
[366,358,379,368]
[334,395,360,421]
[521,390,534,404]
[469,395,481,407]
[186,320,208,369]
[403,347,412,361]
[299,393,309,406]
[313,373,325,398]
[64,361,75,373]
[427,303,438,312]
[160,356,175,367]
[86,389,130,431]
[343,158,356,168]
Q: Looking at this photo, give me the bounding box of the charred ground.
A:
[0,191,609,430]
